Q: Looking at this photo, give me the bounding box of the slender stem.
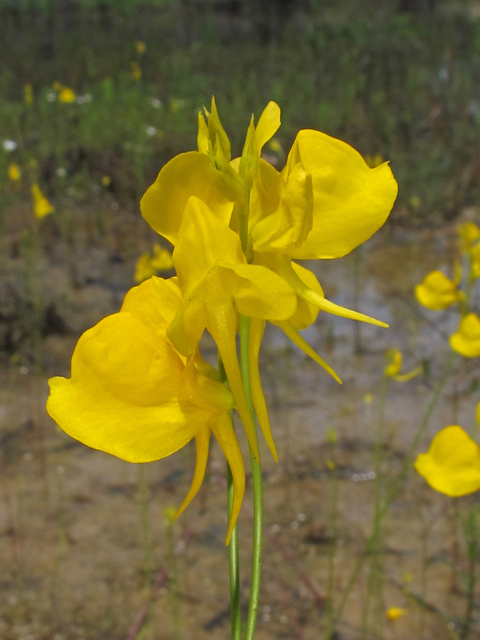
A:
[227,463,242,640]
[239,314,263,640]
[218,356,242,640]
[461,508,478,640]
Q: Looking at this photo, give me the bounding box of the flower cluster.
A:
[415,222,480,357]
[47,99,397,541]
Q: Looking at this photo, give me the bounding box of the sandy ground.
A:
[0,217,478,639]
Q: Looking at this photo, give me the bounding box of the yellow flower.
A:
[135,40,146,54]
[135,245,173,283]
[31,183,54,219]
[470,242,480,279]
[449,313,480,357]
[24,83,33,105]
[415,425,480,496]
[135,252,155,283]
[415,266,463,310]
[8,163,21,182]
[386,607,405,621]
[384,348,422,381]
[141,99,396,384]
[131,61,142,80]
[58,87,76,103]
[101,175,111,187]
[409,195,420,209]
[151,244,174,271]
[46,278,245,543]
[166,196,297,461]
[457,222,480,253]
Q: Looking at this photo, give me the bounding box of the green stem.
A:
[218,356,242,640]
[239,314,263,640]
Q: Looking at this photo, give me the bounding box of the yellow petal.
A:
[175,426,211,518]
[385,349,402,377]
[173,196,245,296]
[255,101,281,152]
[288,261,323,330]
[449,313,480,357]
[211,414,246,545]
[140,152,234,245]
[457,222,480,253]
[151,245,173,271]
[249,318,278,461]
[286,130,397,260]
[277,320,342,384]
[415,426,480,496]
[251,162,313,253]
[225,263,297,321]
[32,183,54,219]
[415,270,459,310]
[134,252,155,283]
[122,277,182,333]
[204,291,259,462]
[47,313,205,462]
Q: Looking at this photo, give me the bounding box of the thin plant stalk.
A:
[239,314,263,640]
[332,350,456,628]
[324,433,339,640]
[218,356,242,640]
[461,506,479,640]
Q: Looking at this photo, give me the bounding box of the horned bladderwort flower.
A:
[415,403,480,496]
[46,277,245,543]
[141,98,397,404]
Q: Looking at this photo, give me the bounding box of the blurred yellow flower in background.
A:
[415,425,480,496]
[131,61,142,80]
[415,266,463,310]
[364,153,384,168]
[386,607,406,621]
[457,221,480,253]
[384,348,422,381]
[58,87,76,103]
[8,163,21,182]
[135,244,173,283]
[135,40,146,54]
[31,183,54,219]
[101,175,111,187]
[24,83,33,105]
[449,312,480,357]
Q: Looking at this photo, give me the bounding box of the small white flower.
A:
[56,167,67,177]
[76,94,92,105]
[146,125,157,137]
[2,140,17,152]
[438,66,449,81]
[46,91,57,102]
[150,98,162,108]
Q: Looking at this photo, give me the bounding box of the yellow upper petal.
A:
[251,162,313,254]
[449,313,480,357]
[415,426,480,496]
[140,152,234,246]
[284,130,397,260]
[415,270,459,310]
[255,101,281,153]
[173,196,246,296]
